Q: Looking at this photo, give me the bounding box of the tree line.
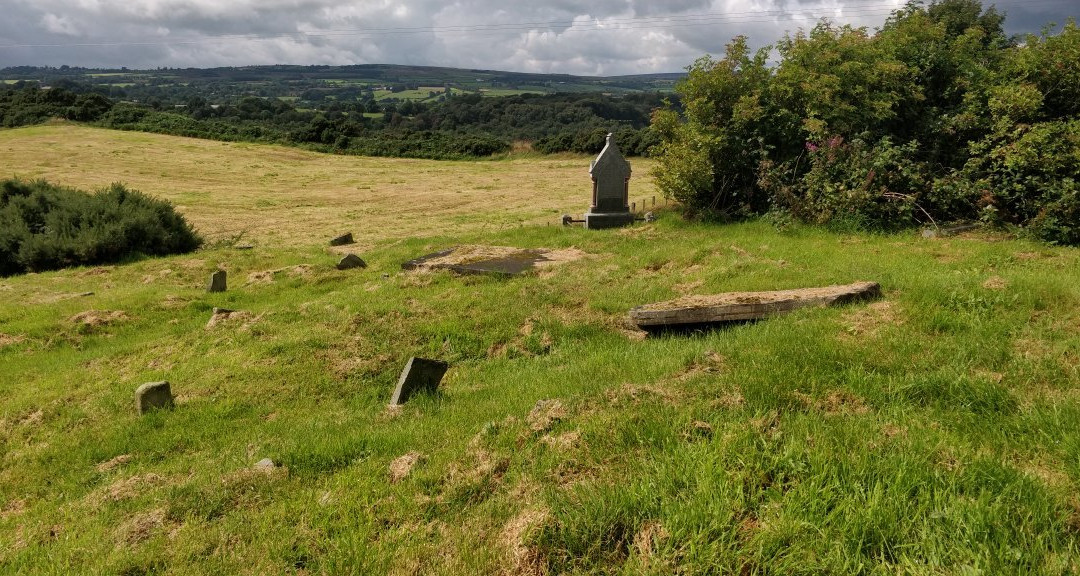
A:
[652,0,1080,244]
[0,81,663,160]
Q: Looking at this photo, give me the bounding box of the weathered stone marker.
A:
[389,357,448,405]
[337,254,367,270]
[329,233,355,246]
[135,381,174,414]
[629,282,881,330]
[585,133,635,230]
[207,269,227,293]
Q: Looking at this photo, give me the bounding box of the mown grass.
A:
[1,126,1079,574]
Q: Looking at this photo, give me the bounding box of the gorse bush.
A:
[0,179,202,276]
[652,0,1080,244]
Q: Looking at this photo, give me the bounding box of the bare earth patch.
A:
[794,390,872,416]
[1,499,27,520]
[540,431,581,451]
[0,333,25,348]
[527,399,567,433]
[118,508,167,546]
[69,310,128,329]
[633,521,670,570]
[501,508,549,576]
[205,308,259,330]
[96,454,133,473]
[245,264,314,285]
[843,300,902,338]
[389,451,425,484]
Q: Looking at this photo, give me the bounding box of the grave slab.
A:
[630,282,881,329]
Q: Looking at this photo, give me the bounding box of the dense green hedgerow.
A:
[0,179,202,276]
[652,0,1080,244]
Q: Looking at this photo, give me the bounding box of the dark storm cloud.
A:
[0,0,1075,74]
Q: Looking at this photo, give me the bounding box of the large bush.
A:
[652,1,1080,243]
[0,179,202,276]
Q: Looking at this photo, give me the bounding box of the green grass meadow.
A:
[2,148,1080,573]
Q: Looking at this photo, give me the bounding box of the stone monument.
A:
[585,133,635,229]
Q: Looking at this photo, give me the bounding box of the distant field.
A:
[1,124,1078,574]
[0,123,654,246]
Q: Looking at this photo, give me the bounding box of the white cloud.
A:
[0,0,1073,73]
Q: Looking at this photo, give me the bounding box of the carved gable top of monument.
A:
[589,134,631,180]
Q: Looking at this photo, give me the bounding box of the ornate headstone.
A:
[585,134,635,229]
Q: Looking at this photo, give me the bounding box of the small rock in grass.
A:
[388,452,424,483]
[329,233,355,246]
[254,458,276,471]
[337,254,367,270]
[135,381,174,415]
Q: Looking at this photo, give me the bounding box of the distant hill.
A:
[0,64,685,104]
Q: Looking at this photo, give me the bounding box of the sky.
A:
[0,0,1075,76]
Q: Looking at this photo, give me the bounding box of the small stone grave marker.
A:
[329,233,355,246]
[337,254,367,270]
[390,357,448,405]
[135,381,174,414]
[584,133,635,229]
[207,270,227,293]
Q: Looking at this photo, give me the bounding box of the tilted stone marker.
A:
[207,269,227,293]
[584,133,635,230]
[389,357,449,405]
[337,254,367,270]
[629,282,881,330]
[135,381,174,414]
[329,233,355,246]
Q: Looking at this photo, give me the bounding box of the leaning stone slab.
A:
[337,254,367,270]
[329,233,355,246]
[389,357,449,405]
[135,381,174,414]
[207,270,227,293]
[629,281,881,329]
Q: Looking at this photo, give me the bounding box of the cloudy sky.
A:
[0,0,1075,75]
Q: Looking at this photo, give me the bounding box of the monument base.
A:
[584,212,635,230]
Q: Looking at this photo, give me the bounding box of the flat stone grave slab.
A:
[402,245,587,277]
[629,281,881,330]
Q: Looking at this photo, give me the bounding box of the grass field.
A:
[1,124,1079,574]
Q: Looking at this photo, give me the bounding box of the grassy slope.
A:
[1,125,1079,575]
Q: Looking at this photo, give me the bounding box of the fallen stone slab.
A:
[337,254,367,270]
[389,357,448,405]
[329,233,355,246]
[629,281,881,329]
[135,381,174,414]
[402,245,587,277]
